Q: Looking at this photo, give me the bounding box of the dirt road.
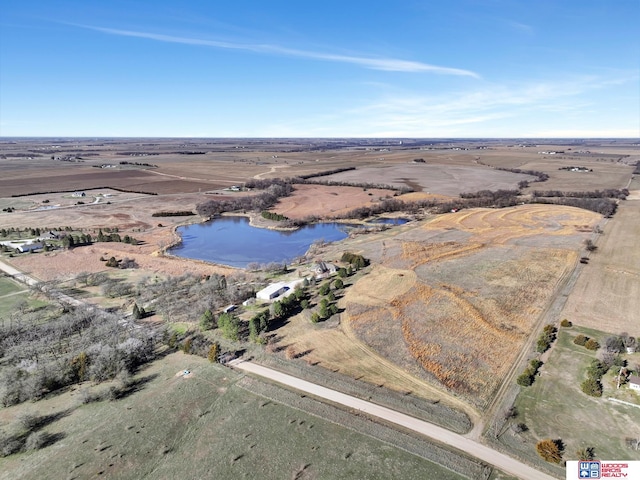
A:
[0,258,39,286]
[231,360,558,480]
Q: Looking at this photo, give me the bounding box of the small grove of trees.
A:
[196,181,293,218]
[151,211,195,217]
[0,305,157,407]
[535,438,564,463]
[574,334,600,351]
[560,319,572,327]
[96,229,139,245]
[581,359,609,397]
[0,412,61,457]
[261,211,288,221]
[340,252,369,269]
[536,324,557,353]
[517,359,544,387]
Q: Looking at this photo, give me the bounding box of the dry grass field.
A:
[335,205,601,409]
[560,196,640,334]
[319,163,535,196]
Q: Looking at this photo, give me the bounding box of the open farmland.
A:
[1,138,638,478]
[273,184,398,219]
[334,205,601,409]
[560,196,640,333]
[319,163,535,196]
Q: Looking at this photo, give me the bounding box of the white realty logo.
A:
[567,461,639,479]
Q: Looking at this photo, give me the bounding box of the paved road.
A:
[231,360,559,480]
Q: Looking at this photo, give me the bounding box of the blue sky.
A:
[1,1,638,137]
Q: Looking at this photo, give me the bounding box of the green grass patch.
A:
[0,277,23,297]
[0,353,468,480]
[169,322,193,335]
[497,326,640,468]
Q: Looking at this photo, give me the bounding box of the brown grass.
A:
[560,198,640,334]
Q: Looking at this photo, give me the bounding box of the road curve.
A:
[231,360,558,480]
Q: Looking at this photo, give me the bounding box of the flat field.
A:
[560,197,640,333]
[320,163,535,195]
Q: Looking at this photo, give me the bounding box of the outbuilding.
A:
[629,375,640,391]
[256,282,289,301]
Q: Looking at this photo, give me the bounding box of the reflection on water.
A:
[169,216,352,268]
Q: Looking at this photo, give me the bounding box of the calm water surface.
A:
[169,216,352,268]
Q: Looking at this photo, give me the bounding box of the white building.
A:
[630,375,640,391]
[256,282,289,301]
[256,279,306,301]
[17,243,42,253]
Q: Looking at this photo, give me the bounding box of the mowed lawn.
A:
[0,276,34,318]
[503,327,640,467]
[0,352,467,480]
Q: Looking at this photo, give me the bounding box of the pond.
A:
[169,216,354,268]
[368,217,409,225]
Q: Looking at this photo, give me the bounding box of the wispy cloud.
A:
[79,25,480,78]
[505,20,533,35]
[281,75,637,137]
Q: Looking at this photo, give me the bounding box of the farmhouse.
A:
[629,375,640,391]
[313,261,337,279]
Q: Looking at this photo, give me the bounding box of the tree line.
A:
[0,305,157,407]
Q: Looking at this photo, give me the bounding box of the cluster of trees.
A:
[0,305,157,407]
[0,411,64,457]
[96,229,139,245]
[151,211,195,217]
[460,189,520,200]
[137,273,254,324]
[531,195,619,217]
[261,210,288,221]
[517,359,544,387]
[581,359,608,397]
[119,160,158,167]
[1,227,44,238]
[340,252,369,269]
[295,177,413,194]
[61,233,92,249]
[494,167,549,183]
[573,334,600,351]
[295,167,356,179]
[536,324,557,353]
[575,333,636,397]
[196,182,293,218]
[531,189,628,199]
